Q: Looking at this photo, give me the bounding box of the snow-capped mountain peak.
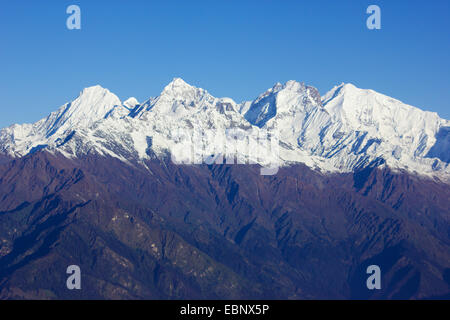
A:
[243,80,323,128]
[137,78,215,117]
[318,83,449,176]
[322,82,446,145]
[123,97,140,109]
[161,78,205,98]
[48,84,122,129]
[0,80,448,181]
[164,77,191,89]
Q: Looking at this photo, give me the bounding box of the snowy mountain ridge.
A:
[1,78,449,181]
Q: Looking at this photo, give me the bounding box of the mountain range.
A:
[0,79,449,299]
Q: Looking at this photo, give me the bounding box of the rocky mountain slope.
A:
[0,153,449,299]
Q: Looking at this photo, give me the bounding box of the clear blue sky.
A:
[0,0,449,128]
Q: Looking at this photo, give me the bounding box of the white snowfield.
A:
[0,78,449,181]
